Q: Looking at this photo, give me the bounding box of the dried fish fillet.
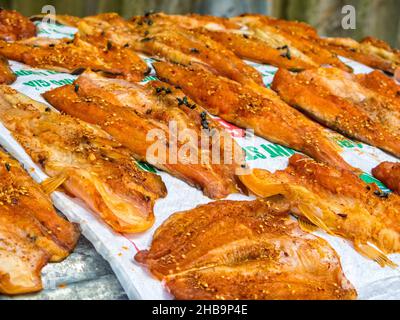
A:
[136,198,357,300]
[240,154,400,266]
[43,71,246,199]
[154,60,353,171]
[272,67,400,158]
[0,149,79,295]
[78,13,263,86]
[0,35,148,82]
[0,85,167,233]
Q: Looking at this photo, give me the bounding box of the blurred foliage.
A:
[0,0,398,46]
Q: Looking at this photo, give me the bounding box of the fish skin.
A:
[43,71,246,200]
[154,60,353,172]
[135,198,357,300]
[0,85,167,234]
[272,67,400,158]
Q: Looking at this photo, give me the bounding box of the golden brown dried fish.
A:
[0,35,148,81]
[130,13,316,71]
[78,13,263,86]
[0,85,167,233]
[272,67,400,158]
[232,14,350,71]
[317,36,400,74]
[43,71,246,199]
[154,61,353,171]
[0,9,36,41]
[241,154,400,267]
[0,149,79,295]
[135,198,357,300]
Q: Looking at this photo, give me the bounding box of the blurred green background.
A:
[1,0,399,46]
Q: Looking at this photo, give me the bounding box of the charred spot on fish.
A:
[288,68,303,73]
[145,109,152,114]
[141,37,154,43]
[374,190,389,199]
[123,43,130,48]
[71,68,85,75]
[396,91,400,97]
[106,40,113,51]
[366,185,371,191]
[45,107,51,112]
[4,163,11,172]
[74,84,79,93]
[48,43,55,48]
[38,155,47,167]
[177,96,188,106]
[144,66,152,76]
[144,30,150,36]
[101,31,105,36]
[200,112,210,130]
[337,213,348,219]
[279,46,292,60]
[190,48,200,54]
[243,34,249,39]
[156,87,172,95]
[27,234,37,242]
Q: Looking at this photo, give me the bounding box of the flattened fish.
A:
[0,149,79,295]
[78,13,263,86]
[318,36,400,74]
[0,35,148,82]
[272,67,400,158]
[135,198,357,300]
[373,162,400,195]
[43,71,246,199]
[0,150,79,262]
[232,14,350,71]
[130,13,316,71]
[0,9,36,41]
[154,61,353,171]
[241,154,400,267]
[0,85,167,233]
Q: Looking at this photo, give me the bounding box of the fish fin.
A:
[298,217,319,233]
[239,171,288,198]
[297,203,336,236]
[41,172,68,194]
[354,242,397,269]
